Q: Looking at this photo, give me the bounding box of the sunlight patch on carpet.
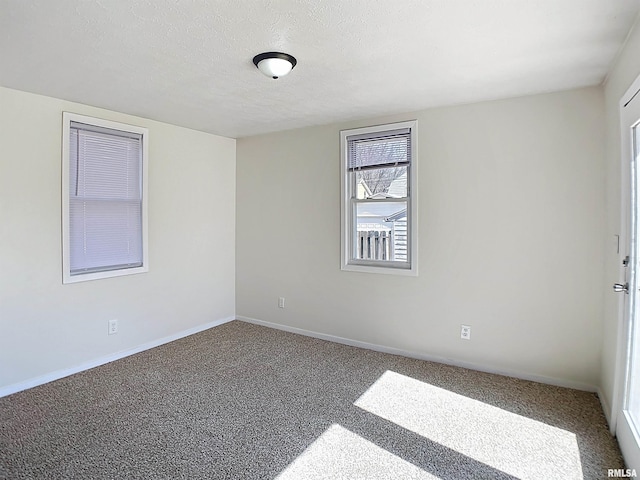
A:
[354,370,583,480]
[275,424,440,480]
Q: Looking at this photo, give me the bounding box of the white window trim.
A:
[340,120,418,276]
[62,112,149,284]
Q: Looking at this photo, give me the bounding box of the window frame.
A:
[61,112,149,284]
[340,120,418,276]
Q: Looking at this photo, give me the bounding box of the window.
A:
[62,113,148,284]
[340,120,417,275]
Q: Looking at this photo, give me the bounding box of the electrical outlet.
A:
[278,297,285,309]
[108,319,118,335]
[460,325,471,340]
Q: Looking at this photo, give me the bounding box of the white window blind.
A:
[68,121,143,275]
[347,128,411,171]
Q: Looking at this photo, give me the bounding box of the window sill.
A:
[63,265,149,284]
[341,262,417,276]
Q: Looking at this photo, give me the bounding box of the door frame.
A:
[612,73,640,469]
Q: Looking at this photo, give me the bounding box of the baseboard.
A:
[4,314,599,399]
[237,315,598,393]
[0,316,235,398]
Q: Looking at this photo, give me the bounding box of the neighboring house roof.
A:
[369,192,390,199]
[357,179,372,198]
[357,203,406,219]
[359,171,407,200]
[357,172,407,221]
[385,209,407,222]
[387,172,407,198]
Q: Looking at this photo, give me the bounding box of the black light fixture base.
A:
[252,52,297,79]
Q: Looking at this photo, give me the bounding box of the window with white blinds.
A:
[340,120,418,276]
[62,113,148,284]
[347,128,411,171]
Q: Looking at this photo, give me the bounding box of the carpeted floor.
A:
[0,320,625,479]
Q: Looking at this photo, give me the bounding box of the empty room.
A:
[2,1,640,478]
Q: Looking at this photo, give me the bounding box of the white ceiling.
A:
[1,0,639,138]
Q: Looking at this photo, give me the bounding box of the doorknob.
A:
[614,283,629,293]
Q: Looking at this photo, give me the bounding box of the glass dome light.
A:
[253,52,297,79]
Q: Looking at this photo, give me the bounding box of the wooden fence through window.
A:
[357,230,392,260]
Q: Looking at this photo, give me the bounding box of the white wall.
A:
[236,87,605,389]
[601,20,640,420]
[0,86,236,393]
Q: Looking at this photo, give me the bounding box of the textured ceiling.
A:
[1,0,639,138]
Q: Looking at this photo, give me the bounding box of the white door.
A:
[616,76,640,469]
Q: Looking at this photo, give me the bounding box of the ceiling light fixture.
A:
[252,52,297,79]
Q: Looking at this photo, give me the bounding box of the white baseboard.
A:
[237,315,599,393]
[4,315,600,399]
[0,316,235,398]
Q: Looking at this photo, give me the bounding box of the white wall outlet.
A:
[460,325,471,340]
[278,297,285,309]
[108,319,118,335]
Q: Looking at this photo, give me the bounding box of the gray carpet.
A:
[0,320,624,479]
